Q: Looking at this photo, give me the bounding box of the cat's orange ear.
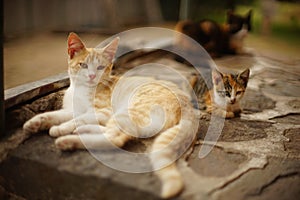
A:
[103,37,119,62]
[212,69,223,85]
[68,32,86,59]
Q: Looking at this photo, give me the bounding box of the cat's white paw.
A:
[23,115,46,133]
[49,122,76,137]
[55,135,82,150]
[49,126,61,137]
[161,179,184,199]
[74,124,106,134]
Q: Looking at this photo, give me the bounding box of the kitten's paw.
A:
[55,135,82,150]
[74,125,106,134]
[23,115,45,133]
[233,109,242,117]
[226,111,235,119]
[161,179,184,199]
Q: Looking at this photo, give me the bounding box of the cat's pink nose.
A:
[89,74,96,80]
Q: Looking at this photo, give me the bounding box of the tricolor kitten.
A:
[190,68,250,118]
[23,33,197,198]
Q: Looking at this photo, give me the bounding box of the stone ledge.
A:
[4,73,69,110]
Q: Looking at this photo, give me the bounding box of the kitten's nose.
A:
[89,74,96,80]
[230,98,236,104]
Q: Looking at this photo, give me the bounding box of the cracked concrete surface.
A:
[1,49,300,200]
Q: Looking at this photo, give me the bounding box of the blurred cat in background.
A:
[175,10,252,57]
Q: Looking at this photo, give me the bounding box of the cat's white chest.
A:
[63,85,93,115]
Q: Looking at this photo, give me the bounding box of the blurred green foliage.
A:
[236,1,300,45]
[271,1,300,45]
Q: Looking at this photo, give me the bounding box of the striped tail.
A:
[150,105,197,198]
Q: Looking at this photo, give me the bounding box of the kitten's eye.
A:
[80,63,88,69]
[225,91,231,97]
[236,91,243,95]
[97,65,105,70]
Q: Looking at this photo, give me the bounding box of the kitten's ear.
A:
[68,32,86,59]
[103,37,120,62]
[246,10,252,31]
[238,69,250,85]
[212,69,223,85]
[247,10,252,19]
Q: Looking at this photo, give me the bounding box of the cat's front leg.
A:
[49,112,108,137]
[55,132,128,151]
[74,124,106,134]
[23,110,72,133]
[55,117,133,150]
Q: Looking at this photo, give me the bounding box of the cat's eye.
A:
[79,63,88,69]
[236,91,243,95]
[97,65,105,70]
[225,91,231,97]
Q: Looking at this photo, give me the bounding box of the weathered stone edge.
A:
[4,72,69,109]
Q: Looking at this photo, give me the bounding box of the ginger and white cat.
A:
[23,33,197,198]
[190,68,250,118]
